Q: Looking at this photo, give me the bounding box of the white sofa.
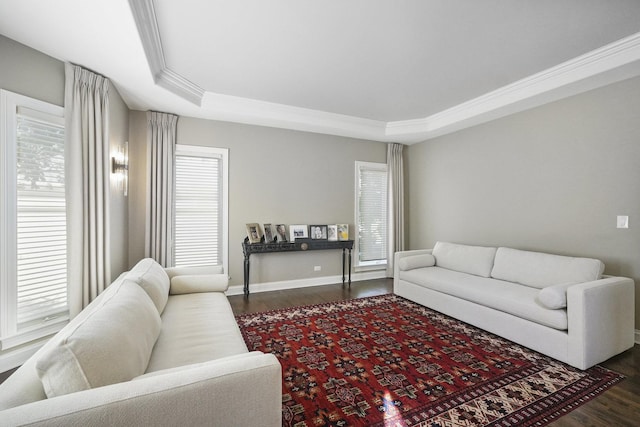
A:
[0,258,282,426]
[394,241,635,370]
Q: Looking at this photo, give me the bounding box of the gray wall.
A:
[407,75,640,329]
[0,35,64,105]
[128,113,387,287]
[0,34,131,280]
[107,85,130,277]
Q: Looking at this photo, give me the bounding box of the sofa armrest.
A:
[567,276,635,369]
[0,352,282,427]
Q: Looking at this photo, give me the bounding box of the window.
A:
[354,161,388,269]
[1,90,68,350]
[173,144,228,271]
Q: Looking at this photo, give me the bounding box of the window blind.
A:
[357,164,388,264]
[174,153,222,267]
[15,111,68,330]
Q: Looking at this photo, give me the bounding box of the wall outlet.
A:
[314,266,321,271]
[617,215,629,229]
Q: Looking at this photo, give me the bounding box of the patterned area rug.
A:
[236,294,623,427]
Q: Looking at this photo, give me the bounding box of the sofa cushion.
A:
[399,267,568,330]
[537,282,576,309]
[432,241,497,278]
[36,280,161,398]
[126,258,170,313]
[490,247,604,289]
[398,254,436,271]
[145,292,248,373]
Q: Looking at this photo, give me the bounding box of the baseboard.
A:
[225,270,388,296]
[635,329,640,345]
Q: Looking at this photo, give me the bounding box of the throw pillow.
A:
[536,282,577,309]
[397,254,436,271]
[36,281,161,398]
[170,274,229,294]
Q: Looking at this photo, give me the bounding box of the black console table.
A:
[242,238,354,296]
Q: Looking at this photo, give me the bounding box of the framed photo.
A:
[263,224,275,243]
[310,225,328,240]
[275,224,288,242]
[289,224,308,241]
[337,224,349,241]
[327,224,338,241]
[246,223,263,244]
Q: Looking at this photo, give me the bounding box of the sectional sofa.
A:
[394,241,635,370]
[0,258,282,426]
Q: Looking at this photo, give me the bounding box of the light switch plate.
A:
[617,215,629,229]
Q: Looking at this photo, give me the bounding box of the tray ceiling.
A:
[1,0,640,143]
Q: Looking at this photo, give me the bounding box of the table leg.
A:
[342,248,346,287]
[348,248,352,288]
[243,254,250,297]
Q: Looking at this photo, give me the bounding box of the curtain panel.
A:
[386,143,405,276]
[145,111,178,267]
[65,63,111,317]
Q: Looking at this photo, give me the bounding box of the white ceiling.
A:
[1,0,640,143]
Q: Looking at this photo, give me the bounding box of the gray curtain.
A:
[386,143,405,277]
[145,111,178,267]
[65,63,111,317]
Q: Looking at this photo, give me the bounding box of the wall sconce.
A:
[111,141,128,197]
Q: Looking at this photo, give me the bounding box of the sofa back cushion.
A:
[36,280,161,398]
[432,241,497,278]
[490,247,604,289]
[125,258,170,314]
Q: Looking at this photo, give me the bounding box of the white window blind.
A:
[1,90,68,351]
[173,145,228,269]
[355,162,388,267]
[16,109,67,329]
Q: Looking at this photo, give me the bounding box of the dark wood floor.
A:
[229,278,640,427]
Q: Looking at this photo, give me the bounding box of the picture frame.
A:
[310,225,328,240]
[289,224,308,241]
[337,224,349,241]
[246,223,263,244]
[263,224,275,243]
[275,224,288,242]
[327,224,338,241]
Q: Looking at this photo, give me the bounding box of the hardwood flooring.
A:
[229,278,640,427]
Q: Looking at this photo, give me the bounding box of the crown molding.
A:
[200,93,387,141]
[128,1,640,144]
[387,31,640,143]
[128,0,204,106]
[156,68,205,106]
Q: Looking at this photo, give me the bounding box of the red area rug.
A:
[236,294,623,427]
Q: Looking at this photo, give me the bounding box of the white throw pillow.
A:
[432,241,497,278]
[170,274,229,294]
[36,281,161,398]
[537,282,577,309]
[397,254,436,271]
[126,258,170,313]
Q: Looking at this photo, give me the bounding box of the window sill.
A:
[0,317,68,351]
[354,262,387,273]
